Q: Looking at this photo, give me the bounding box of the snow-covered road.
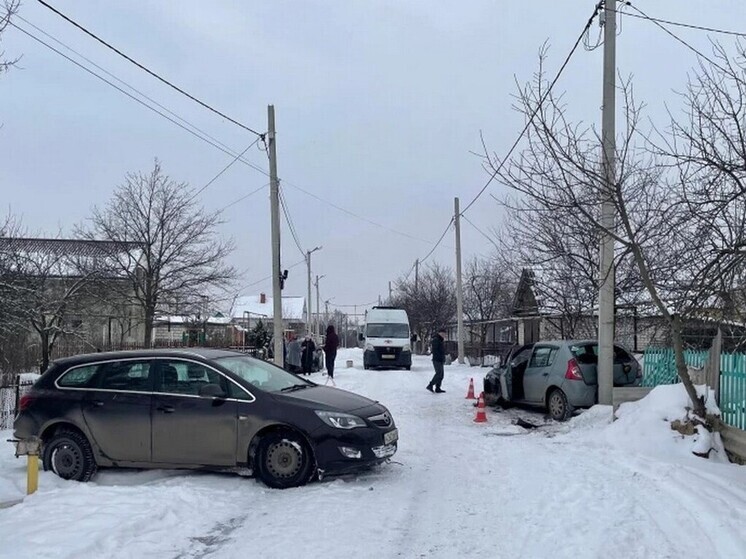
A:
[2,349,746,558]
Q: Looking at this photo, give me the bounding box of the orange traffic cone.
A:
[465,377,476,400]
[473,392,487,423]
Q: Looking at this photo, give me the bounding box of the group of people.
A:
[285,324,448,392]
[285,325,340,381]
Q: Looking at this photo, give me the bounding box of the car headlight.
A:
[365,343,375,351]
[402,344,411,352]
[315,410,367,429]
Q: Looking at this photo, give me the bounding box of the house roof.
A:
[232,295,306,321]
[0,237,139,258]
[154,315,234,326]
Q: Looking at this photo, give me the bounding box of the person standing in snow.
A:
[323,324,340,382]
[286,333,302,374]
[301,336,316,375]
[426,328,447,393]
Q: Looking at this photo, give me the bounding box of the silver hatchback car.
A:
[483,341,642,421]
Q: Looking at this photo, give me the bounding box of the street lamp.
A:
[306,246,322,337]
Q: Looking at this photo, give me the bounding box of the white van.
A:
[359,307,412,370]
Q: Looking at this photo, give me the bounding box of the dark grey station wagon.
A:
[13,349,398,488]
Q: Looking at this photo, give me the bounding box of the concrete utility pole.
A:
[415,259,419,292]
[388,281,392,303]
[268,105,284,367]
[306,246,322,337]
[598,0,617,406]
[454,197,465,364]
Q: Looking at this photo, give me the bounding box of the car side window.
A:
[156,360,228,397]
[58,365,98,388]
[226,380,253,400]
[529,347,557,368]
[98,361,153,392]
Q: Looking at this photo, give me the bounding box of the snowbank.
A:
[561,384,729,464]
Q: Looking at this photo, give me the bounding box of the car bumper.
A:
[363,350,411,368]
[311,425,398,475]
[561,380,598,408]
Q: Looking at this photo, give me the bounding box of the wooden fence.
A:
[642,346,746,430]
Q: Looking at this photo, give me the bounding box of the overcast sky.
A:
[1,1,741,315]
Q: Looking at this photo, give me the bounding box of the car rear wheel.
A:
[547,389,573,422]
[42,428,97,482]
[256,432,315,489]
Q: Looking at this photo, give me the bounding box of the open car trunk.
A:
[569,343,639,386]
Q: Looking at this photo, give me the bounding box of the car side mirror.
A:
[199,383,226,398]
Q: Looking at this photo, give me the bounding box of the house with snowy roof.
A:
[231,293,307,334]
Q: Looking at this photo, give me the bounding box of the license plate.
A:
[381,354,396,359]
[384,429,398,445]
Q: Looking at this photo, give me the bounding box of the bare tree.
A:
[462,255,515,346]
[490,48,746,419]
[0,1,20,77]
[78,160,236,347]
[391,263,456,350]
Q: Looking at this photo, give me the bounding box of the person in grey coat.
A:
[286,333,302,374]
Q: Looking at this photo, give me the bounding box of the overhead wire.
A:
[15,14,265,165]
[34,0,265,136]
[10,21,271,178]
[622,3,746,88]
[215,183,269,213]
[462,215,500,253]
[279,187,307,258]
[189,137,263,203]
[459,2,603,216]
[418,217,455,266]
[614,3,746,38]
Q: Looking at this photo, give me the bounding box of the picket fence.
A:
[642,347,746,429]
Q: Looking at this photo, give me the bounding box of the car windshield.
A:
[214,355,312,393]
[366,323,409,338]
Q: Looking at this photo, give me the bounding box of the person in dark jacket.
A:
[426,328,447,393]
[301,336,316,375]
[323,324,340,381]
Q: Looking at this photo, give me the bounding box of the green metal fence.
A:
[642,347,746,429]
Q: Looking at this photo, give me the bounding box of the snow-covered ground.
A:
[1,349,746,559]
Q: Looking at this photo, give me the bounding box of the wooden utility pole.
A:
[598,0,617,406]
[455,197,465,364]
[268,105,284,367]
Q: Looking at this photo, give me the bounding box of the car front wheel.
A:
[256,432,315,489]
[547,388,573,422]
[42,428,97,482]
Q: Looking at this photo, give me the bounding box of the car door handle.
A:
[542,373,549,376]
[157,405,175,414]
[91,399,104,407]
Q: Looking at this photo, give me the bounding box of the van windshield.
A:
[367,323,409,338]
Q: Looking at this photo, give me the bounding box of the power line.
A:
[278,188,306,258]
[615,4,746,38]
[216,183,268,213]
[10,21,271,179]
[280,179,436,245]
[15,14,264,162]
[459,2,603,216]
[419,217,454,266]
[238,258,306,292]
[35,0,264,137]
[624,3,746,87]
[462,215,500,252]
[190,138,263,203]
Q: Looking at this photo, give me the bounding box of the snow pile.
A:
[18,372,40,383]
[591,384,729,463]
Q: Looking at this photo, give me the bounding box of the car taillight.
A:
[565,358,583,381]
[19,395,34,411]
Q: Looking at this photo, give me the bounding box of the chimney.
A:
[260,293,266,304]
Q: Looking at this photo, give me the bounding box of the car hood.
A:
[273,385,381,414]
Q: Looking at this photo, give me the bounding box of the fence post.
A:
[707,329,722,405]
[14,374,20,416]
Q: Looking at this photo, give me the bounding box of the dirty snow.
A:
[1,349,745,559]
